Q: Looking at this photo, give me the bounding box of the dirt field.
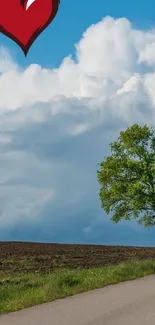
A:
[1,241,155,275]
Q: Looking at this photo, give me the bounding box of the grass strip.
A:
[0,259,155,315]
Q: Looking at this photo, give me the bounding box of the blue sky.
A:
[1,0,155,67]
[1,0,155,246]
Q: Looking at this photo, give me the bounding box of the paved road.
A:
[1,275,155,325]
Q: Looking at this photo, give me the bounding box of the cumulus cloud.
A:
[1,16,155,244]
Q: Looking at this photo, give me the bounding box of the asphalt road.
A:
[1,275,155,325]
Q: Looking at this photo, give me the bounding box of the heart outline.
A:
[0,0,60,56]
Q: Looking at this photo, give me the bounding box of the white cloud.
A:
[138,42,155,65]
[1,16,155,244]
[0,16,153,112]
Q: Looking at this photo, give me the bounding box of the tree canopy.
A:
[97,123,155,228]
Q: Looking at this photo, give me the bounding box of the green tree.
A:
[97,123,155,228]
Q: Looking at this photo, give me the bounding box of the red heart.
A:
[0,0,60,55]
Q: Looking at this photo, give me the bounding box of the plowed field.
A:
[1,241,155,275]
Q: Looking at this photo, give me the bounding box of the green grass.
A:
[1,259,155,315]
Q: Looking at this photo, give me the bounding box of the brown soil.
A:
[1,241,155,275]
